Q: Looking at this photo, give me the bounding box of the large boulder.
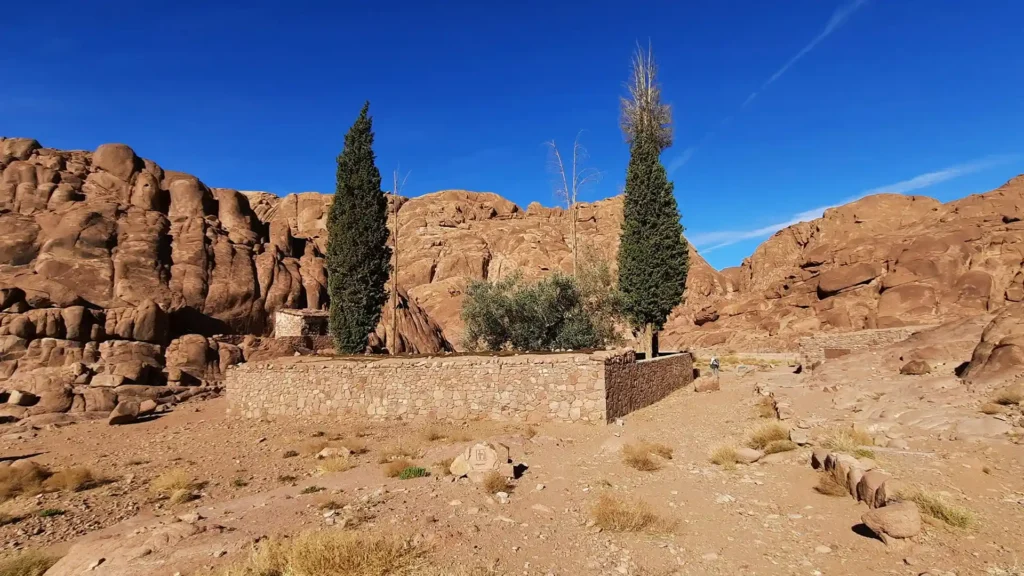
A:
[861,502,922,544]
[962,303,1024,383]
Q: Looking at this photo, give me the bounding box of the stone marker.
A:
[449,442,514,483]
[861,502,921,544]
[7,390,38,406]
[108,401,140,425]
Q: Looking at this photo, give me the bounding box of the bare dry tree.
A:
[547,133,601,276]
[388,168,410,355]
[620,41,673,150]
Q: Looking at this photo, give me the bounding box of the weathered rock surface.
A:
[962,303,1024,383]
[861,502,922,544]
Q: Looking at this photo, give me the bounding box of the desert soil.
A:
[2,354,1024,575]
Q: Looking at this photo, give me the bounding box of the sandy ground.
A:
[2,347,1024,575]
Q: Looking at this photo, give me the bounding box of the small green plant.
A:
[300,485,325,495]
[398,467,429,480]
[38,508,65,518]
[232,478,249,488]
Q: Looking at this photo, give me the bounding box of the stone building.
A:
[274,309,329,338]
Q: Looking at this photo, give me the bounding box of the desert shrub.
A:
[709,446,738,468]
[904,490,974,528]
[747,422,789,450]
[755,397,777,419]
[377,446,417,464]
[42,467,104,493]
[622,442,672,471]
[382,459,415,478]
[419,425,471,443]
[813,473,848,497]
[763,440,798,454]
[433,458,455,476]
[282,450,300,459]
[461,272,611,351]
[206,531,420,576]
[0,462,51,502]
[0,549,59,576]
[398,467,429,480]
[0,513,22,526]
[278,475,299,484]
[231,478,249,488]
[318,458,356,474]
[822,428,875,458]
[591,493,671,533]
[170,489,198,504]
[37,508,65,518]
[300,485,325,495]
[149,469,196,497]
[301,440,330,457]
[481,471,511,494]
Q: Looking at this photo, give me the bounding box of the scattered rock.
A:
[790,428,810,446]
[815,545,832,554]
[861,502,922,544]
[694,378,720,393]
[108,401,140,425]
[857,470,891,506]
[316,447,351,459]
[138,399,157,416]
[734,448,763,464]
[448,442,514,483]
[900,360,931,375]
[7,390,38,406]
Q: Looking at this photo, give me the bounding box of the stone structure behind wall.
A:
[274,309,329,338]
[227,349,693,424]
[799,326,936,365]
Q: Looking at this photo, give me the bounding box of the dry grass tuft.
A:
[150,469,196,497]
[318,458,357,474]
[755,397,777,419]
[433,458,455,476]
[0,462,51,502]
[822,427,875,457]
[903,490,974,528]
[622,442,673,472]
[591,493,672,533]
[377,446,418,464]
[0,549,59,576]
[169,488,198,504]
[300,440,330,457]
[709,446,738,468]
[382,459,415,478]
[746,421,789,450]
[42,467,104,493]
[419,425,472,443]
[481,471,511,494]
[992,388,1024,406]
[763,439,798,455]
[813,473,849,497]
[206,531,421,576]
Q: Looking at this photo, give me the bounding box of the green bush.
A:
[461,272,614,351]
[398,466,429,480]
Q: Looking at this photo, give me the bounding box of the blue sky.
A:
[3,0,1022,269]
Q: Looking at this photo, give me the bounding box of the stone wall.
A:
[273,310,328,338]
[226,349,694,424]
[604,351,694,420]
[799,326,936,365]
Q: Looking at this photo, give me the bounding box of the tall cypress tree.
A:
[617,132,689,357]
[326,102,391,354]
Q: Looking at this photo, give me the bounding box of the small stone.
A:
[701,552,719,561]
[714,494,735,504]
[87,558,105,570]
[790,428,810,446]
[815,545,831,554]
[176,512,203,524]
[535,484,545,491]
[734,448,763,464]
[496,491,510,504]
[213,550,227,558]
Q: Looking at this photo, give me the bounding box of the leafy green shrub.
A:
[398,467,429,480]
[461,272,616,351]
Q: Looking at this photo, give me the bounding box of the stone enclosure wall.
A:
[227,349,693,424]
[799,326,936,365]
[273,310,329,338]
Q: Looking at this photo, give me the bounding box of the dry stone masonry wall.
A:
[799,326,935,365]
[227,349,694,424]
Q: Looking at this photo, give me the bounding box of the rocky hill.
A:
[665,176,1024,350]
[4,135,1024,414]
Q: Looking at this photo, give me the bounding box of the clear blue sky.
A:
[3,0,1022,269]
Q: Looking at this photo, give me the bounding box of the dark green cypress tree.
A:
[617,132,689,356]
[326,102,391,354]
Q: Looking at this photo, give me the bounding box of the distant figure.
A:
[710,356,720,379]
